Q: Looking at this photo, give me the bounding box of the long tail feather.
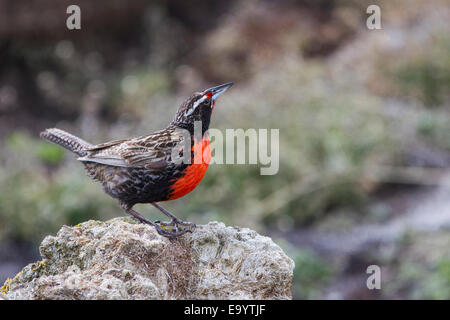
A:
[40,128,93,157]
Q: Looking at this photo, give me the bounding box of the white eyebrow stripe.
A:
[186,95,207,116]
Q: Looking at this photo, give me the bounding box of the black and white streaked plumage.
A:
[40,82,233,238]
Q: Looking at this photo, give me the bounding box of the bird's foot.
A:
[122,205,193,239]
[154,218,196,236]
[149,203,196,238]
[153,223,192,239]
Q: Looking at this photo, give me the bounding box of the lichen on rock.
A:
[1,217,294,300]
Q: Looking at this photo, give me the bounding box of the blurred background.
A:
[0,0,449,299]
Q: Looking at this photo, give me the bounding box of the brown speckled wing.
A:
[85,138,129,151]
[78,128,185,170]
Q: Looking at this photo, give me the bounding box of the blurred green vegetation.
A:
[392,34,450,108]
[0,132,118,242]
[291,249,333,299]
[384,233,450,300]
[0,0,449,299]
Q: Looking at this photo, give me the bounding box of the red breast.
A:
[168,135,211,200]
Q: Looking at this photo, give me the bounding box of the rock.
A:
[1,217,294,300]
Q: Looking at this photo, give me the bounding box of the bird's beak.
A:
[205,82,234,101]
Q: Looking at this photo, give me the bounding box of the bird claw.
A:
[153,223,193,239]
[154,218,196,238]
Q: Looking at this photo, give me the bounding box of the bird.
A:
[40,82,234,238]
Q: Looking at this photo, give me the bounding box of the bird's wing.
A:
[78,129,187,170]
[85,138,129,151]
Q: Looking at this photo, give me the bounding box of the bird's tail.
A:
[40,128,93,157]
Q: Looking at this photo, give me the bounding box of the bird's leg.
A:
[120,202,191,239]
[151,202,196,232]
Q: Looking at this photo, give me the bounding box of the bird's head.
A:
[172,82,234,134]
